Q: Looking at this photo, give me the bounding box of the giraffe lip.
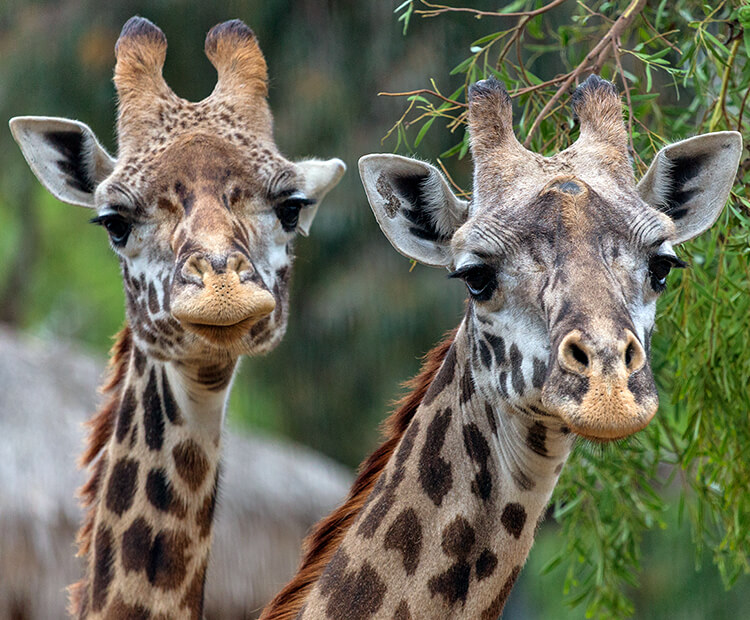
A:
[182,316,260,344]
[568,426,640,443]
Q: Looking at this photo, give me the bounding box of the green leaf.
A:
[414,116,435,147]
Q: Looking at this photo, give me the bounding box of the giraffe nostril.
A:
[625,342,634,368]
[569,343,589,368]
[622,330,645,374]
[557,331,594,376]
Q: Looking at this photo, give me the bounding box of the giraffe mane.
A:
[68,325,133,616]
[261,328,457,620]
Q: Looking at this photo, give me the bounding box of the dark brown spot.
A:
[196,363,233,392]
[527,421,547,456]
[175,181,195,213]
[509,343,526,395]
[394,600,412,620]
[180,558,208,618]
[383,508,422,575]
[122,517,152,573]
[475,548,498,581]
[146,468,181,516]
[146,529,190,590]
[480,565,521,619]
[161,368,183,424]
[132,347,147,376]
[418,407,453,506]
[115,386,137,443]
[484,401,498,435]
[196,475,218,538]
[91,525,114,611]
[143,367,164,451]
[108,594,151,620]
[512,468,536,491]
[484,332,505,364]
[147,282,160,314]
[428,561,471,606]
[478,339,492,369]
[459,365,475,404]
[358,420,420,538]
[105,457,139,516]
[532,357,547,389]
[441,515,476,558]
[423,344,456,406]
[319,549,387,620]
[554,462,564,474]
[426,517,482,611]
[501,502,527,539]
[462,422,492,500]
[173,439,210,491]
[498,371,509,398]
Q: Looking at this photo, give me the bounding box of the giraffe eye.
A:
[449,264,497,301]
[648,254,686,292]
[275,195,315,232]
[90,212,132,246]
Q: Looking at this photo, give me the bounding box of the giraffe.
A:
[261,75,742,619]
[10,16,345,619]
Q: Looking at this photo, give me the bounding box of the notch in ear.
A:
[637,131,742,244]
[359,154,469,267]
[294,158,347,236]
[9,116,115,208]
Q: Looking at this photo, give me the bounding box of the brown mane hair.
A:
[68,325,132,615]
[261,328,457,620]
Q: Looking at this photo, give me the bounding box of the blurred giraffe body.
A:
[10,16,344,619]
[262,76,741,619]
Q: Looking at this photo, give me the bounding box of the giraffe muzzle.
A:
[171,252,276,342]
[542,329,658,441]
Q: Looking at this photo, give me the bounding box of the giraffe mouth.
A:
[182,316,262,345]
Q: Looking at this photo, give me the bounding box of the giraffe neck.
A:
[73,327,236,619]
[296,320,574,619]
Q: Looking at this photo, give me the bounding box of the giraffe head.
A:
[361,76,741,441]
[10,17,345,362]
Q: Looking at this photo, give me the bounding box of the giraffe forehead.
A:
[458,175,668,260]
[105,132,296,216]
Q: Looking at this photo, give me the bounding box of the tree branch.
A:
[522,0,647,147]
[416,0,569,20]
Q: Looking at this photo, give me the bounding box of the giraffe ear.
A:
[359,154,469,267]
[637,131,742,244]
[294,158,347,236]
[9,116,115,208]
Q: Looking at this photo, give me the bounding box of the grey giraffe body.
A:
[262,76,741,619]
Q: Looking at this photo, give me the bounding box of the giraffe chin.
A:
[542,383,659,442]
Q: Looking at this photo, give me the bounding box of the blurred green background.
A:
[1,1,748,618]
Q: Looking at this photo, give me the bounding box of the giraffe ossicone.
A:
[11,16,344,618]
[263,75,741,619]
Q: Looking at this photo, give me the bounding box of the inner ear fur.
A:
[9,116,115,208]
[359,154,468,267]
[637,131,742,244]
[294,158,347,236]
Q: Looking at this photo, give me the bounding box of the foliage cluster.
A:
[389,1,750,617]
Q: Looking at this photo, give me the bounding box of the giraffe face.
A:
[10,18,345,362]
[95,130,317,360]
[452,173,669,440]
[361,76,741,441]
